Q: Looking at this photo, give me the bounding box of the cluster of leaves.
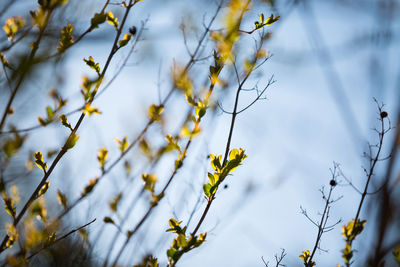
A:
[299,250,316,267]
[341,219,367,265]
[38,90,68,127]
[2,16,25,41]
[165,218,206,266]
[254,13,280,30]
[203,148,247,198]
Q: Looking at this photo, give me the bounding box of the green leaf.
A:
[2,131,26,158]
[168,218,181,229]
[38,116,49,126]
[115,137,129,152]
[3,16,25,41]
[185,92,197,107]
[45,106,54,119]
[210,154,222,171]
[118,33,132,48]
[58,23,74,53]
[207,172,216,185]
[264,14,280,25]
[57,189,68,208]
[3,196,16,218]
[59,114,72,131]
[83,103,101,115]
[194,232,207,247]
[103,216,115,224]
[106,11,119,29]
[177,234,187,248]
[38,181,50,197]
[109,193,122,212]
[34,152,47,172]
[148,104,164,122]
[81,178,99,197]
[195,101,207,119]
[260,13,264,24]
[97,147,108,170]
[203,183,211,198]
[175,159,183,169]
[90,12,107,29]
[65,132,79,150]
[141,173,157,193]
[228,148,239,161]
[83,56,101,75]
[165,134,181,153]
[167,248,176,259]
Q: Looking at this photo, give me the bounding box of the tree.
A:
[0,0,399,266]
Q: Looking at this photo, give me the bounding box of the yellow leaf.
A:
[97,147,108,169]
[83,103,101,115]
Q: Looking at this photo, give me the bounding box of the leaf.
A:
[30,198,47,222]
[81,178,99,197]
[59,114,73,131]
[3,16,25,41]
[148,104,164,122]
[177,234,187,248]
[141,173,157,193]
[0,52,9,67]
[195,101,207,119]
[109,193,122,212]
[165,134,181,153]
[57,189,68,208]
[228,148,239,161]
[210,154,222,171]
[83,56,101,75]
[118,33,132,48]
[83,103,101,115]
[38,116,49,126]
[264,14,280,25]
[179,125,191,138]
[185,93,197,107]
[207,172,216,185]
[34,152,47,172]
[2,131,26,158]
[90,12,107,29]
[103,216,115,224]
[194,232,207,247]
[30,8,46,29]
[124,160,132,177]
[115,137,129,152]
[5,223,18,248]
[3,196,16,218]
[38,181,50,198]
[342,243,353,264]
[166,218,184,234]
[106,11,119,29]
[173,66,193,94]
[168,218,181,229]
[47,149,58,158]
[203,183,211,198]
[259,13,264,25]
[57,23,74,53]
[65,132,79,150]
[175,159,183,169]
[97,147,108,170]
[167,248,177,259]
[342,219,367,241]
[46,106,54,119]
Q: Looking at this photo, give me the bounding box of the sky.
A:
[1,0,400,266]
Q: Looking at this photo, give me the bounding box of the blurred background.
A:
[0,0,399,266]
